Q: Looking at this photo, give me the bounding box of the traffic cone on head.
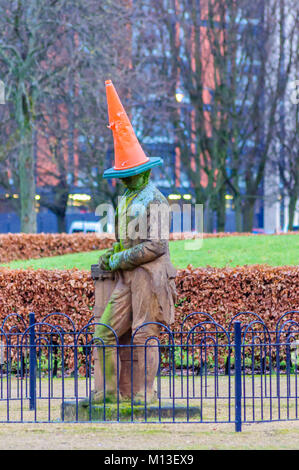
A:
[103,80,162,179]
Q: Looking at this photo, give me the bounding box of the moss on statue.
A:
[94,300,113,340]
[63,400,202,422]
[99,170,154,271]
[94,300,116,385]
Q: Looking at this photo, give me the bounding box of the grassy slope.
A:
[1,234,298,270]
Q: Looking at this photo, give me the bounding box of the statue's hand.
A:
[99,249,113,271]
[108,252,122,271]
[99,242,123,271]
[99,242,124,271]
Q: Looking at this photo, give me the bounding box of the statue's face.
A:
[119,171,150,191]
[120,174,142,190]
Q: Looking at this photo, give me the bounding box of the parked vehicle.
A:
[68,221,113,234]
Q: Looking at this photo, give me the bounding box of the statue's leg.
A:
[130,267,161,402]
[132,328,160,402]
[93,273,131,401]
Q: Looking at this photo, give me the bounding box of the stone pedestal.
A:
[61,400,202,422]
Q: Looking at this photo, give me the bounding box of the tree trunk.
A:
[40,186,69,233]
[19,128,37,233]
[57,213,67,233]
[287,193,298,231]
[234,196,243,232]
[242,199,255,232]
[216,187,226,232]
[203,198,214,233]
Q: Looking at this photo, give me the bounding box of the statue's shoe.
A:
[132,390,158,406]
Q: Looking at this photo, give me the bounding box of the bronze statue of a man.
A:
[92,80,177,404]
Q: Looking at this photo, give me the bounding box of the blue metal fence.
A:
[0,310,299,430]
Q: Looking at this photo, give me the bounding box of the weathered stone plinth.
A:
[61,400,201,422]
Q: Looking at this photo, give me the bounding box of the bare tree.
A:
[149,0,298,232]
[276,11,299,231]
[1,0,297,235]
[0,0,79,232]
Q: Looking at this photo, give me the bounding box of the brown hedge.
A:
[174,264,299,331]
[1,231,298,264]
[0,233,115,264]
[0,264,298,332]
[0,265,298,371]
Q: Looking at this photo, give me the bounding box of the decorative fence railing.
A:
[0,310,299,431]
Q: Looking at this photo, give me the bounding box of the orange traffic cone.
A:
[103,80,162,179]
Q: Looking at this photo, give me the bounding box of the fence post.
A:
[29,312,36,411]
[234,321,242,432]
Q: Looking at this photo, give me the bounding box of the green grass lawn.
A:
[2,234,298,270]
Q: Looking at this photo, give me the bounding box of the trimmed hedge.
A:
[1,231,298,264]
[174,264,299,331]
[0,265,298,371]
[0,233,115,264]
[0,264,298,331]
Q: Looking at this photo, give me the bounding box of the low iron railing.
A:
[0,310,299,431]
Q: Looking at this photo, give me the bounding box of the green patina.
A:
[72,400,202,422]
[99,249,113,271]
[108,177,168,271]
[100,171,151,271]
[120,169,151,192]
[117,170,152,245]
[94,300,115,382]
[95,299,113,339]
[104,170,156,271]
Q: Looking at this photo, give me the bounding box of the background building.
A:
[0,0,297,234]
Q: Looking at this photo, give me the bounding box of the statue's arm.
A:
[108,198,169,271]
[108,238,167,271]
